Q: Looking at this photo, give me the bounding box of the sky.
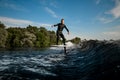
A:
[0,0,120,40]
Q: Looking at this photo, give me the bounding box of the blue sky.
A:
[0,0,120,40]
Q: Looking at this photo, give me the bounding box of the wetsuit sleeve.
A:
[54,23,59,27]
[64,25,69,32]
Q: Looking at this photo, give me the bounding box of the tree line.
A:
[0,22,81,49]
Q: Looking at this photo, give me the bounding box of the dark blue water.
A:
[0,41,120,80]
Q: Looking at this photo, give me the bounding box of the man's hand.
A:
[51,25,54,27]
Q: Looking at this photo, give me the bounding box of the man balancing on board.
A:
[52,19,69,54]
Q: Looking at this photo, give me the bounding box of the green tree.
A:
[37,31,49,48]
[70,37,81,44]
[0,28,8,48]
[27,25,38,34]
[35,31,42,47]
[6,27,24,48]
[0,22,59,48]
[21,31,36,47]
[0,21,6,29]
[34,27,52,48]
[48,31,56,45]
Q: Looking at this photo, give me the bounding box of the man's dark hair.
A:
[61,18,64,22]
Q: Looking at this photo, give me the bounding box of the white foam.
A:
[66,41,74,47]
[23,66,56,76]
[50,41,74,50]
[0,59,13,65]
[0,66,9,71]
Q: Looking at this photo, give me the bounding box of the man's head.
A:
[61,19,64,24]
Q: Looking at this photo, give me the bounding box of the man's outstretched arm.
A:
[54,23,59,27]
[64,25,69,35]
[51,23,58,27]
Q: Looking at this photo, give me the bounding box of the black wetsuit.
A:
[54,23,69,45]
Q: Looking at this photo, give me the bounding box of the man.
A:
[53,19,69,45]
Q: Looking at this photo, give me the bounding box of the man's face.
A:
[61,20,64,24]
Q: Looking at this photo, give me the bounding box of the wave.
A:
[0,40,120,80]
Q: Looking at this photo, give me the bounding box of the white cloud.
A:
[102,31,120,40]
[116,25,120,29]
[96,0,101,5]
[107,0,120,19]
[45,7,58,18]
[98,17,114,23]
[97,0,120,24]
[100,26,120,40]
[0,16,33,27]
[40,23,51,27]
[103,31,120,35]
[107,25,120,30]
[0,16,51,28]
[102,25,120,40]
[0,1,27,12]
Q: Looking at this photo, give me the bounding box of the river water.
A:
[0,41,120,80]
